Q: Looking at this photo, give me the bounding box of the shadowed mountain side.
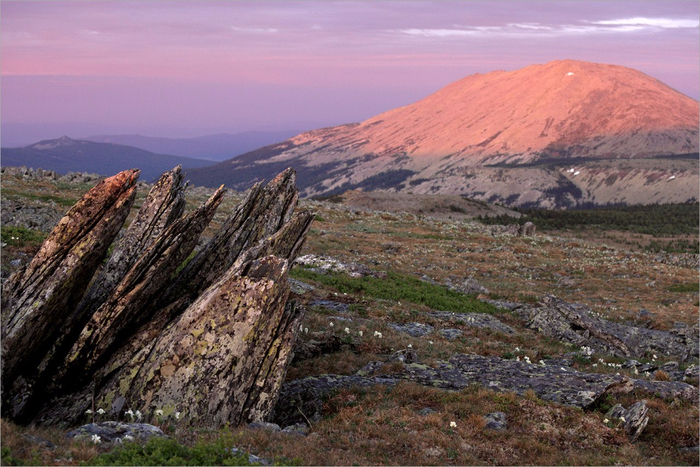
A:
[1,137,214,181]
[83,129,304,161]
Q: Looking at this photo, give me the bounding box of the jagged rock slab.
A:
[119,256,302,427]
[514,295,699,362]
[389,322,435,337]
[606,400,649,443]
[1,170,140,418]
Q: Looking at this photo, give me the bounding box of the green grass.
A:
[1,226,46,247]
[668,283,699,293]
[291,268,500,315]
[88,436,259,466]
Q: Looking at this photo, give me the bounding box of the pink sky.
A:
[2,1,698,140]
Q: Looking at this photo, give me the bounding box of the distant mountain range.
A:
[1,136,214,181]
[184,60,699,208]
[82,129,303,161]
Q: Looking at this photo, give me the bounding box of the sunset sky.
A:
[2,1,698,142]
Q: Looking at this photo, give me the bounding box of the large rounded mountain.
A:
[186,60,699,208]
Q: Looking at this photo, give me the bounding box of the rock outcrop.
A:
[514,295,699,362]
[1,167,311,428]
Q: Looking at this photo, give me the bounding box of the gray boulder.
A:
[66,422,166,444]
[483,412,507,431]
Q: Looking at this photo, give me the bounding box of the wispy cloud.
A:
[398,17,698,39]
[592,17,699,29]
[231,26,278,33]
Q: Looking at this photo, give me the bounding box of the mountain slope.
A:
[1,136,214,180]
[83,129,303,161]
[185,60,698,208]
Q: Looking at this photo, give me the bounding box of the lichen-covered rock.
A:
[1,169,139,419]
[514,295,699,362]
[438,328,464,340]
[119,256,302,427]
[66,422,167,444]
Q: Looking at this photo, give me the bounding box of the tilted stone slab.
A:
[1,169,139,419]
[514,295,699,362]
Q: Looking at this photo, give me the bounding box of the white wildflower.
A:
[603,418,609,424]
[450,421,457,428]
[358,330,363,337]
[620,416,626,422]
[97,408,105,415]
[299,324,303,332]
[344,327,350,334]
[516,356,520,362]
[652,354,657,360]
[644,371,650,377]
[374,331,383,338]
[539,360,546,366]
[123,435,134,442]
[634,368,638,375]
[155,409,163,416]
[407,344,412,348]
[429,340,434,345]
[91,434,101,444]
[125,409,134,419]
[85,409,93,415]
[175,411,181,420]
[304,327,308,333]
[329,322,334,327]
[135,410,142,421]
[592,363,598,367]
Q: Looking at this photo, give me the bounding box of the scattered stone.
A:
[438,328,464,340]
[518,221,536,237]
[483,412,507,431]
[356,361,385,377]
[389,322,434,337]
[0,200,65,233]
[684,365,699,384]
[66,422,166,444]
[482,299,521,311]
[281,423,309,436]
[444,276,489,295]
[21,434,56,449]
[228,447,271,466]
[310,300,350,313]
[605,400,649,443]
[295,255,376,278]
[289,278,315,295]
[659,361,679,372]
[417,408,437,416]
[429,311,516,335]
[678,445,699,453]
[387,349,419,364]
[294,335,344,362]
[248,422,281,432]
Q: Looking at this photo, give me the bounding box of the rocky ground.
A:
[1,167,698,466]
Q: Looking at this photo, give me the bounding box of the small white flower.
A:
[175,412,181,420]
[592,363,598,367]
[429,340,434,345]
[91,434,101,444]
[539,360,546,366]
[516,356,520,361]
[329,322,334,327]
[620,416,626,422]
[123,435,134,442]
[634,368,638,375]
[374,331,383,338]
[603,418,609,424]
[125,409,134,419]
[344,327,350,334]
[358,330,363,337]
[644,371,650,377]
[299,324,303,332]
[155,409,164,416]
[450,421,457,428]
[514,347,520,352]
[135,410,142,421]
[407,344,412,348]
[304,327,308,333]
[85,409,93,415]
[97,408,105,415]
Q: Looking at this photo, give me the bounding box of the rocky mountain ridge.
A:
[185,60,699,208]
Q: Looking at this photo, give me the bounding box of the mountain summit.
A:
[186,60,699,207]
